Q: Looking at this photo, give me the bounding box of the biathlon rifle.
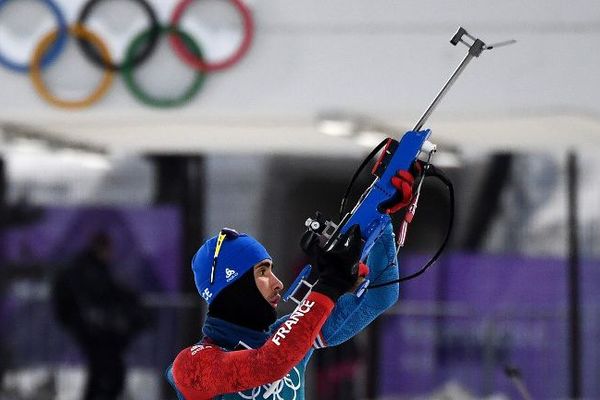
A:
[284,27,515,303]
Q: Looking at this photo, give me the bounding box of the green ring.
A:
[122,25,206,108]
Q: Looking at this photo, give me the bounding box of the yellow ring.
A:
[30,24,114,109]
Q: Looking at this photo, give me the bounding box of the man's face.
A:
[253,260,283,308]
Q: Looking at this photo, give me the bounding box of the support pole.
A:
[567,151,581,399]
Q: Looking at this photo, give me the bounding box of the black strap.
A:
[76,0,161,71]
[369,164,454,287]
[339,138,388,219]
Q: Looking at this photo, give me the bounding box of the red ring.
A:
[169,0,254,72]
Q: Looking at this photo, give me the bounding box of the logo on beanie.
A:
[201,288,213,301]
[225,268,238,282]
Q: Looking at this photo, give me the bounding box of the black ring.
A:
[122,25,207,108]
[76,0,160,71]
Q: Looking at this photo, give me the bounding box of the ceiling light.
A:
[430,151,462,168]
[315,111,363,137]
[58,149,112,170]
[317,119,357,137]
[355,130,387,148]
[7,137,47,153]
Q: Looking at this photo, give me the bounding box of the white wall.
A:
[0,0,599,153]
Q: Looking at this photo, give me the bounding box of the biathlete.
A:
[166,169,416,399]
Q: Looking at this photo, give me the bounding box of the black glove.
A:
[302,225,364,301]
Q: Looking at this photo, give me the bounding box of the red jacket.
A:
[171,291,334,399]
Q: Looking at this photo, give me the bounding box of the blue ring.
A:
[0,0,68,73]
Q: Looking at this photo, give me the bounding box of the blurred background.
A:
[1,0,600,399]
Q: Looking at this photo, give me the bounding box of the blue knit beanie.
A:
[192,228,271,305]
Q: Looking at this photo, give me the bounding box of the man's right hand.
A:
[303,225,364,301]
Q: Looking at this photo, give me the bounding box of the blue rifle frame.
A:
[332,129,431,260]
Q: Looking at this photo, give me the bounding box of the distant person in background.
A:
[52,232,148,400]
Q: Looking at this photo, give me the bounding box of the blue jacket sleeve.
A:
[165,364,186,400]
[316,217,399,348]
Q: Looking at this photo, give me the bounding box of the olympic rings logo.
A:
[0,0,254,109]
[238,366,302,400]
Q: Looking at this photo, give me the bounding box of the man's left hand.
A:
[380,162,421,214]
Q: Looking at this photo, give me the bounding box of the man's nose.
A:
[272,274,283,292]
